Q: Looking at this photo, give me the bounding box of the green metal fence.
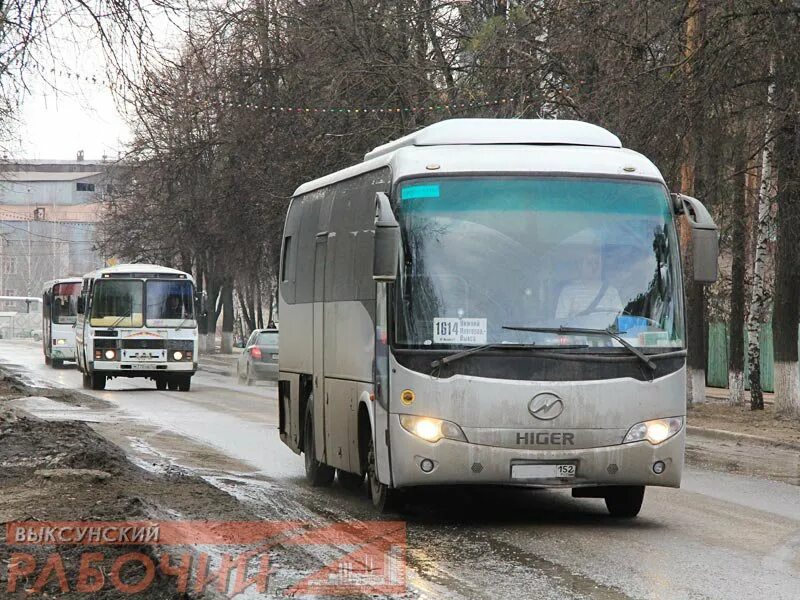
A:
[706,321,775,392]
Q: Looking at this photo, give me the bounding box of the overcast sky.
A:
[10,3,184,162]
[15,74,130,162]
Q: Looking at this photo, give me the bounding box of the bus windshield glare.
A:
[146,280,195,327]
[52,282,80,324]
[395,177,684,349]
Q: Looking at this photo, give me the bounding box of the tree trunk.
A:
[205,278,221,354]
[221,280,234,354]
[746,65,776,411]
[681,0,706,406]
[773,104,800,419]
[256,279,265,329]
[728,149,747,405]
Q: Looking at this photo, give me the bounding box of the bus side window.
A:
[281,198,304,305]
[281,236,293,282]
[296,196,322,304]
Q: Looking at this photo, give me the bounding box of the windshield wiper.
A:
[430,342,588,370]
[108,314,130,329]
[501,325,657,372]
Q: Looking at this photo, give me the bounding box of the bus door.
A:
[313,235,328,464]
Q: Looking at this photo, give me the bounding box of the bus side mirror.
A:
[373,192,400,282]
[77,296,85,314]
[672,193,719,283]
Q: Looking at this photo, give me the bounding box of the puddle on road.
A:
[5,395,113,423]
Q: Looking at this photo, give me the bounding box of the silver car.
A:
[237,329,279,384]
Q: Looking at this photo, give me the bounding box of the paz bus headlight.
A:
[399,415,467,443]
[623,417,683,445]
[55,339,67,346]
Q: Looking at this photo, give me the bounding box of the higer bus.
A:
[277,119,719,517]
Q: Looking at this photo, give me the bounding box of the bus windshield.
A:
[90,280,144,327]
[394,176,684,350]
[146,280,195,327]
[52,282,80,324]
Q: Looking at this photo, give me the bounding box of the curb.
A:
[687,425,800,452]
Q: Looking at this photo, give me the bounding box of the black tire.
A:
[167,379,179,391]
[604,486,645,518]
[52,358,63,369]
[367,437,397,512]
[82,371,91,389]
[178,376,191,392]
[155,377,167,391]
[337,469,364,491]
[304,401,334,487]
[90,372,106,390]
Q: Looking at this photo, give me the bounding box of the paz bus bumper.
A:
[51,346,76,360]
[89,360,197,377]
[389,416,684,489]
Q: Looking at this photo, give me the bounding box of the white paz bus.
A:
[42,278,82,367]
[278,119,718,517]
[75,264,198,391]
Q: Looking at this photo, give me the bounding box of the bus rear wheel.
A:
[604,486,645,518]
[304,401,334,487]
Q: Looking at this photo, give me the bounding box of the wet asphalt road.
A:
[1,339,799,599]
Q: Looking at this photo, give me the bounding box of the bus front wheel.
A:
[155,377,167,391]
[178,376,191,392]
[90,373,106,391]
[304,401,334,487]
[367,438,398,512]
[52,358,63,369]
[604,485,645,518]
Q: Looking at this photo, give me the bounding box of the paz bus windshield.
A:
[394,176,684,350]
[90,280,144,327]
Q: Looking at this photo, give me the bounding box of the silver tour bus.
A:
[278,119,718,517]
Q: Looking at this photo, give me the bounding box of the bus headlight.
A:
[173,351,183,361]
[399,415,467,443]
[103,349,117,361]
[55,339,67,346]
[623,417,683,445]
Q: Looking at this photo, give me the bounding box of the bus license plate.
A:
[512,464,576,479]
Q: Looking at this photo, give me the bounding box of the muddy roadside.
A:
[686,402,800,486]
[0,376,262,599]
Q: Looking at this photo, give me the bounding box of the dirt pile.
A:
[0,381,255,598]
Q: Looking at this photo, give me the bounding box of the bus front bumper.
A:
[389,417,684,489]
[90,360,196,377]
[51,347,76,360]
